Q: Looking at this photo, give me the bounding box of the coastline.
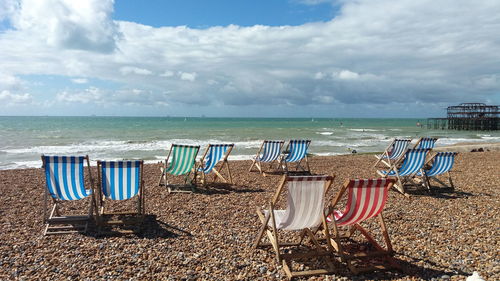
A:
[0,151,498,280]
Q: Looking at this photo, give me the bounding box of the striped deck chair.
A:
[324,178,398,274]
[377,148,431,196]
[248,140,284,175]
[373,139,411,168]
[416,152,458,191]
[158,144,200,193]
[97,160,145,234]
[198,144,234,185]
[41,155,98,235]
[254,175,336,279]
[414,137,438,149]
[280,140,311,174]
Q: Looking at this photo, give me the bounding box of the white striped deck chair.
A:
[373,139,411,168]
[158,144,200,193]
[248,140,284,175]
[254,175,336,279]
[97,160,145,234]
[325,178,398,274]
[280,140,311,174]
[414,137,438,149]
[377,148,431,196]
[41,155,98,235]
[416,152,458,191]
[198,144,234,185]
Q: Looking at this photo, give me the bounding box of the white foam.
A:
[349,129,381,132]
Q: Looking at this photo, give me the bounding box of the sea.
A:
[0,116,498,170]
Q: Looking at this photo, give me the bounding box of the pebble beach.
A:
[0,151,499,280]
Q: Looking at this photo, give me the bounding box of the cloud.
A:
[8,0,119,52]
[71,78,88,84]
[179,72,197,81]
[120,66,153,76]
[0,0,499,116]
[56,87,169,106]
[0,90,32,104]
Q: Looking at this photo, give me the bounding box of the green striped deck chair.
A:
[158,144,200,193]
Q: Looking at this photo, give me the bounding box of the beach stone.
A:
[259,266,268,274]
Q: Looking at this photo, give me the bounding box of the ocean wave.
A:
[317,132,334,136]
[349,129,381,132]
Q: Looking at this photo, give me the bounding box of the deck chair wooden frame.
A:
[253,175,336,279]
[324,178,398,274]
[198,143,234,185]
[373,139,411,168]
[416,152,458,191]
[97,160,145,234]
[158,144,200,193]
[41,155,99,235]
[249,140,284,175]
[280,140,311,174]
[377,148,431,197]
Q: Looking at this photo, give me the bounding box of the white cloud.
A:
[57,87,102,104]
[179,72,197,81]
[120,66,153,76]
[336,70,359,80]
[9,0,119,52]
[160,70,174,77]
[71,78,88,84]
[0,90,32,104]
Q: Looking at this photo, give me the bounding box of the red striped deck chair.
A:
[253,175,336,279]
[325,178,399,274]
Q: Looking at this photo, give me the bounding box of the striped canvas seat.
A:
[257,141,284,162]
[416,152,458,190]
[327,179,391,226]
[266,176,331,230]
[249,140,284,174]
[97,160,145,233]
[43,156,92,200]
[377,148,430,195]
[199,144,232,173]
[414,137,438,149]
[159,144,200,192]
[254,175,336,278]
[100,160,142,200]
[281,140,312,174]
[166,145,199,175]
[41,155,97,235]
[374,139,411,167]
[324,178,397,273]
[198,144,234,185]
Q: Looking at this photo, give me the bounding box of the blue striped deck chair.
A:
[198,144,234,185]
[158,144,200,193]
[416,152,458,191]
[374,139,412,168]
[97,160,145,233]
[414,137,438,149]
[248,140,284,175]
[41,155,98,235]
[280,140,311,174]
[377,148,431,196]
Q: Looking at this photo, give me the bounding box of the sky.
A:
[0,0,499,118]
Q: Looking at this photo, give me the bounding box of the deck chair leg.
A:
[226,161,233,184]
[448,172,454,189]
[378,214,393,253]
[254,207,271,248]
